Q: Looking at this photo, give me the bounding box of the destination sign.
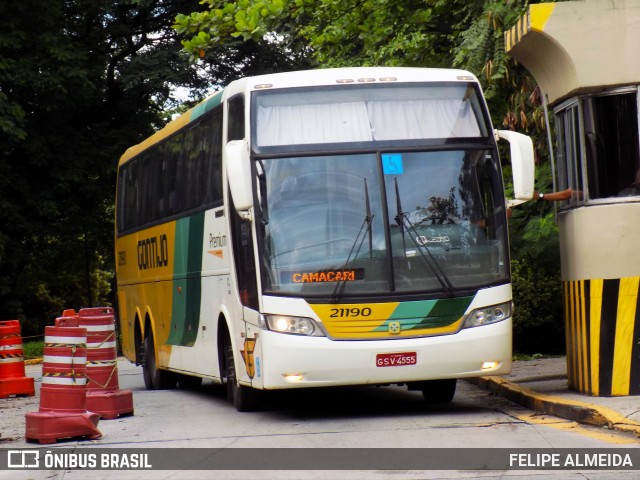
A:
[282,269,364,284]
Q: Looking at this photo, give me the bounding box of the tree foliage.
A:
[174,1,550,141]
[175,0,476,68]
[0,0,213,334]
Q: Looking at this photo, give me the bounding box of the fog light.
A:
[481,361,500,371]
[283,373,304,383]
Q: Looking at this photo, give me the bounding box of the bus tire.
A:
[142,333,176,390]
[419,379,457,404]
[223,337,261,412]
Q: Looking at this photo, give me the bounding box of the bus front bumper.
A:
[256,318,512,390]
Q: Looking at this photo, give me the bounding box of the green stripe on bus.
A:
[183,213,204,347]
[167,213,205,347]
[411,296,473,329]
[190,90,224,121]
[373,297,473,332]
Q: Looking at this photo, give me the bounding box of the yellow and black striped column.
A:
[564,277,640,396]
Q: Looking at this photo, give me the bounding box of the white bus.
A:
[115,67,534,410]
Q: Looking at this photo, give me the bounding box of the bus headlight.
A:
[261,315,326,336]
[462,302,512,328]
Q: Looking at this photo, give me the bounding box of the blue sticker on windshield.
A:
[382,154,404,175]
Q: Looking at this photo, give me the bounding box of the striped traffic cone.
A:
[0,320,35,398]
[24,318,101,444]
[78,307,134,419]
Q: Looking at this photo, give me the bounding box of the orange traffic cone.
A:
[78,307,134,419]
[0,320,35,398]
[25,318,101,444]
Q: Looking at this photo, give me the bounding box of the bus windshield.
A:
[258,149,509,298]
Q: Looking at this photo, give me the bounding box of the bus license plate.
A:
[376,352,417,367]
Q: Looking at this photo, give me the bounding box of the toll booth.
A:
[506,1,640,396]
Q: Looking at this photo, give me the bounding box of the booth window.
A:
[583,92,640,199]
[555,89,640,206]
[555,102,584,206]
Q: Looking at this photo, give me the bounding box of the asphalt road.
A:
[1,359,639,480]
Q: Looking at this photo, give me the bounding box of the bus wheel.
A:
[223,337,261,412]
[142,334,176,390]
[418,379,457,404]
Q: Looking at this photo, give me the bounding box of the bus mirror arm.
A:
[506,198,528,208]
[494,129,535,206]
[226,139,254,220]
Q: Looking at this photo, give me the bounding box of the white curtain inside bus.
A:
[256,99,481,146]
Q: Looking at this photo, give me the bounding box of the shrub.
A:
[23,341,44,360]
[511,255,565,355]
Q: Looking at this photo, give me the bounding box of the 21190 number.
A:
[330,307,372,318]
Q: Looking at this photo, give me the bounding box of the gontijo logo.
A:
[137,234,169,270]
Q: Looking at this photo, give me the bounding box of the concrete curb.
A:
[472,376,640,438]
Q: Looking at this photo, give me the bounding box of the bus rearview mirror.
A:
[495,129,535,207]
[226,139,254,217]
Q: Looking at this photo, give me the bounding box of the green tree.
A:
[174,1,548,135]
[0,0,214,335]
[175,0,475,67]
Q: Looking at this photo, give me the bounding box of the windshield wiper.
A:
[330,178,374,302]
[393,178,455,296]
[365,178,373,259]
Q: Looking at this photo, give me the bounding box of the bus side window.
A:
[227,94,254,307]
[228,94,245,141]
[229,190,259,310]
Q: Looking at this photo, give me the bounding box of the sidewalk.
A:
[469,357,640,438]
